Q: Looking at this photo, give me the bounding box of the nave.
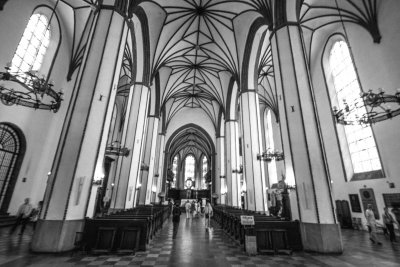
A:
[0,216,399,267]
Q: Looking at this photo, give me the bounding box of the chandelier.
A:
[333,89,400,125]
[0,63,63,112]
[105,141,130,157]
[331,0,400,125]
[257,149,284,162]
[232,165,243,174]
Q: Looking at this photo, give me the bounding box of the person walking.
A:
[383,206,398,243]
[185,200,191,219]
[191,201,197,218]
[365,204,382,245]
[204,200,213,230]
[30,201,43,231]
[172,203,181,239]
[10,198,33,235]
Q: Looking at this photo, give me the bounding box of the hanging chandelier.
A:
[232,164,243,174]
[257,149,284,162]
[330,0,400,125]
[0,63,64,112]
[105,141,130,157]
[333,89,400,125]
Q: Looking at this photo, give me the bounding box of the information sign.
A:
[240,215,255,225]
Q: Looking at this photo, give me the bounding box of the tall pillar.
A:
[32,7,128,252]
[215,136,224,203]
[225,121,240,207]
[139,116,159,204]
[123,85,150,208]
[259,107,270,190]
[239,91,267,212]
[271,23,340,252]
[109,84,150,210]
[154,132,165,200]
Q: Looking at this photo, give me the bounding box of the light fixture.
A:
[0,63,64,112]
[232,165,243,174]
[331,0,400,125]
[241,179,247,194]
[0,0,64,112]
[140,162,149,171]
[333,89,400,125]
[257,149,284,161]
[105,141,130,157]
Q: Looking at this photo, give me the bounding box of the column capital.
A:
[133,82,151,88]
[239,89,258,96]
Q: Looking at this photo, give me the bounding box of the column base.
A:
[300,222,343,254]
[31,219,85,252]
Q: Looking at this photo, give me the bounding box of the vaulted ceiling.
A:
[49,0,380,162]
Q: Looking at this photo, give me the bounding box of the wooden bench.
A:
[84,219,146,253]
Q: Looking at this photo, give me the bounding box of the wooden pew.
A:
[84,218,147,253]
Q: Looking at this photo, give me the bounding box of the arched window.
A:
[10,13,51,81]
[329,40,382,178]
[202,156,208,189]
[0,123,25,213]
[184,155,195,182]
[171,156,178,188]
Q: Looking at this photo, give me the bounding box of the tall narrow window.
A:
[10,13,50,80]
[172,156,178,188]
[329,41,382,177]
[202,156,208,189]
[184,155,195,181]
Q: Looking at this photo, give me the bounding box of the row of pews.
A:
[81,205,170,254]
[213,205,303,254]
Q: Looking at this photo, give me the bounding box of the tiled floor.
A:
[1,215,399,266]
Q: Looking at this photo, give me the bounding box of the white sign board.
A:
[240,215,255,225]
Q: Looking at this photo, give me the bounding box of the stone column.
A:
[123,85,150,208]
[259,106,270,190]
[154,132,165,200]
[32,7,128,252]
[239,91,267,212]
[108,84,150,210]
[271,23,340,252]
[139,116,159,205]
[215,136,224,203]
[225,120,240,207]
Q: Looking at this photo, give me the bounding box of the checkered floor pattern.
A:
[1,215,400,266]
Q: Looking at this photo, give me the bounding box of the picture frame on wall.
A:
[349,194,362,213]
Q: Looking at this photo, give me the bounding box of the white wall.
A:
[0,0,74,213]
[309,0,400,227]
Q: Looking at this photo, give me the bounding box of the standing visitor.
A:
[185,200,191,219]
[31,201,43,231]
[382,206,398,243]
[365,204,382,245]
[204,200,213,230]
[172,203,181,239]
[191,201,196,218]
[10,198,33,235]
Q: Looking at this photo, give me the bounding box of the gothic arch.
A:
[0,122,26,213]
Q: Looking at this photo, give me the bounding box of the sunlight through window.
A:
[330,41,381,173]
[11,14,50,81]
